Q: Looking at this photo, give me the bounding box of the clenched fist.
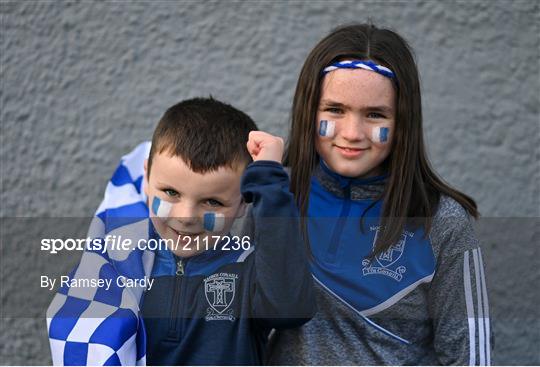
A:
[246,131,284,163]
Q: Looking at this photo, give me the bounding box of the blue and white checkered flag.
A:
[46,142,154,366]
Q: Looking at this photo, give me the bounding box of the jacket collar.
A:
[313,160,387,200]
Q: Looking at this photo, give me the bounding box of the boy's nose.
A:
[170,204,199,226]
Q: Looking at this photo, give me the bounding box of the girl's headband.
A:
[322,60,395,79]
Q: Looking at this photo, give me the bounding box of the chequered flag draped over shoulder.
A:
[46,142,154,366]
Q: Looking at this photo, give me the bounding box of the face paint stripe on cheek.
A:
[152,197,173,218]
[319,120,336,138]
[372,126,390,144]
[203,212,225,232]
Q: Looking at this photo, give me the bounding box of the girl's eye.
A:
[163,189,179,197]
[206,199,224,207]
[367,112,386,119]
[324,107,343,114]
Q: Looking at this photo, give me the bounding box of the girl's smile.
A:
[334,144,369,158]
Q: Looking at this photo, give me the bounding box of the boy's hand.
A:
[247,131,284,163]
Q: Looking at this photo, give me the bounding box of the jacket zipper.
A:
[168,257,185,339]
[176,258,184,276]
[325,184,351,263]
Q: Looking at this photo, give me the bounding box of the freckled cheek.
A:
[373,140,394,164]
[314,135,332,160]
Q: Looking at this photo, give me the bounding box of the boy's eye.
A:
[163,189,179,197]
[206,199,224,207]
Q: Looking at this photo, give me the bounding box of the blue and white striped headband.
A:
[322,60,395,79]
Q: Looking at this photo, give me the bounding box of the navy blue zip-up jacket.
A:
[141,161,316,365]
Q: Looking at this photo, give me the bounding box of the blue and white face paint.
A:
[152,197,226,233]
[151,197,173,218]
[372,126,390,144]
[203,212,225,232]
[319,120,336,138]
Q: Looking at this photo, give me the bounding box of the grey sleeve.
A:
[429,196,492,366]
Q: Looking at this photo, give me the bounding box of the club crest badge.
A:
[362,226,413,281]
[204,273,238,322]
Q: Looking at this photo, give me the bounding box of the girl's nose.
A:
[339,116,366,142]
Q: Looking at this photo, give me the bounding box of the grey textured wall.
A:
[1,1,539,365]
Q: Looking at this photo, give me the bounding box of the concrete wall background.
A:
[1,1,538,365]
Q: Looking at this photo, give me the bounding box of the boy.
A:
[46,98,315,365]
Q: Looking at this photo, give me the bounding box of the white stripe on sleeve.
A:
[473,249,486,365]
[463,250,476,366]
[478,248,491,365]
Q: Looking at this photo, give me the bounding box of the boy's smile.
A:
[144,152,246,257]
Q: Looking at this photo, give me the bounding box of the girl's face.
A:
[315,68,396,178]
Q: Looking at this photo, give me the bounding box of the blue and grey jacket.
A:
[46,142,315,365]
[267,162,492,366]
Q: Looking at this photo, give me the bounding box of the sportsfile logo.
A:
[204,273,238,322]
[362,226,414,282]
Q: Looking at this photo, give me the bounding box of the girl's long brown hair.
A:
[284,24,478,256]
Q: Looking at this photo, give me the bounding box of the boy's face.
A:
[144,152,246,258]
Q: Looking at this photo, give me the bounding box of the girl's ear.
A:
[143,159,149,198]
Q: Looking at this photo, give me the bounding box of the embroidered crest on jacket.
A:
[362,226,414,281]
[204,273,238,321]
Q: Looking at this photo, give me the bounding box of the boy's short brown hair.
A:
[147,97,258,176]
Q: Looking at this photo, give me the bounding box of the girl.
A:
[267,24,491,365]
